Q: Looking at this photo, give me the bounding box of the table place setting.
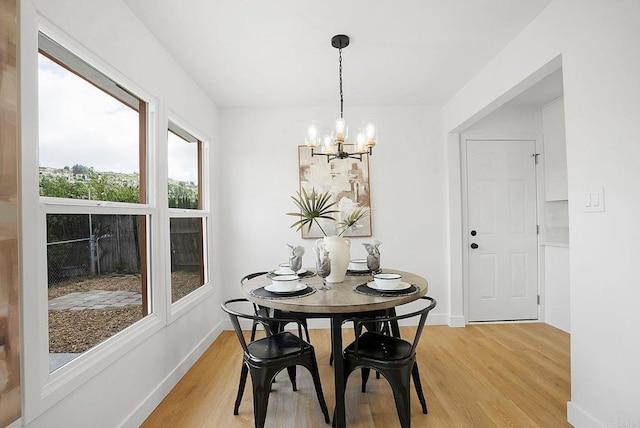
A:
[346,258,382,276]
[250,272,317,300]
[353,272,419,297]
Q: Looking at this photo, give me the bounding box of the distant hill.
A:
[39,166,198,208]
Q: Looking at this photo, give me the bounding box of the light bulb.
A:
[356,132,366,153]
[334,118,346,142]
[365,122,376,147]
[306,124,318,148]
[322,134,333,154]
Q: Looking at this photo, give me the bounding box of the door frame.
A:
[460,133,546,323]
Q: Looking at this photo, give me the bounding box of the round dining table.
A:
[242,269,429,428]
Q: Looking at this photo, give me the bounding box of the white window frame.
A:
[21,22,166,422]
[164,112,213,322]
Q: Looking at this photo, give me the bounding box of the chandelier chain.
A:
[339,47,344,119]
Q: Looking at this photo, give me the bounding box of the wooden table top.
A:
[241,269,429,314]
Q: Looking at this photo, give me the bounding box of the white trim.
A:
[39,198,154,212]
[448,315,466,328]
[567,401,605,428]
[446,133,465,327]
[121,321,225,428]
[169,283,216,321]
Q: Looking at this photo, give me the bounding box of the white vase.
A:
[317,236,350,283]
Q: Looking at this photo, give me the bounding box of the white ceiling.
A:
[124,0,553,108]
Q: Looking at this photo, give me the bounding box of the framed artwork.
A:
[297,145,372,239]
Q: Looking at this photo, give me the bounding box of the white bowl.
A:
[373,273,402,290]
[276,263,295,275]
[270,274,300,292]
[348,259,369,271]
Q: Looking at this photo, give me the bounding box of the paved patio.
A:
[48,289,143,372]
[48,290,142,311]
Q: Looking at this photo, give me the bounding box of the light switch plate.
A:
[582,186,605,213]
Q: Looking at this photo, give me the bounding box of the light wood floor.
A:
[142,323,570,427]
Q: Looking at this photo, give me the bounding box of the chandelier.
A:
[305,35,377,163]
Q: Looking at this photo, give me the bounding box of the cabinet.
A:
[542,97,568,201]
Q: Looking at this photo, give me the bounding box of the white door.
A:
[466,140,538,322]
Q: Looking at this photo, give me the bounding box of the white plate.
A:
[366,281,412,292]
[264,283,307,294]
[272,269,307,276]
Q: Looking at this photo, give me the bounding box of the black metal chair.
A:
[222,298,330,428]
[238,272,312,397]
[339,296,437,428]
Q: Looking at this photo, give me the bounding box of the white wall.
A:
[219,106,449,324]
[542,97,568,201]
[444,0,640,425]
[545,246,570,332]
[19,1,223,426]
[463,105,542,135]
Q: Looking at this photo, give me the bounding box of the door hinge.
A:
[532,153,540,164]
[537,225,540,235]
[537,295,541,305]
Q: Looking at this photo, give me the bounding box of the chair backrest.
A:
[221,298,307,355]
[240,271,269,286]
[350,296,437,357]
[240,272,270,320]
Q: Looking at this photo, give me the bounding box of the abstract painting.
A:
[297,145,372,239]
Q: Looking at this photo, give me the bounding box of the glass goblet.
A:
[315,256,331,290]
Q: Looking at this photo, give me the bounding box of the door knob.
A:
[470,230,477,236]
[470,243,479,249]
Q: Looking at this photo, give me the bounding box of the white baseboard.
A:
[448,315,466,327]
[567,401,605,428]
[121,320,225,427]
[426,313,448,326]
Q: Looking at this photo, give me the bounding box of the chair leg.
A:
[302,320,311,342]
[411,362,428,414]
[249,365,279,428]
[389,369,412,428]
[234,362,249,415]
[361,367,371,392]
[250,321,258,341]
[308,352,331,423]
[286,365,297,391]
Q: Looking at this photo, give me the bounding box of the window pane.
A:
[38,52,142,203]
[47,214,148,372]
[168,127,199,209]
[170,217,205,302]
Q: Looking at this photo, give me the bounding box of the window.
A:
[38,33,151,372]
[167,122,208,303]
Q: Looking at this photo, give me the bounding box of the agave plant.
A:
[286,187,340,237]
[287,187,370,237]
